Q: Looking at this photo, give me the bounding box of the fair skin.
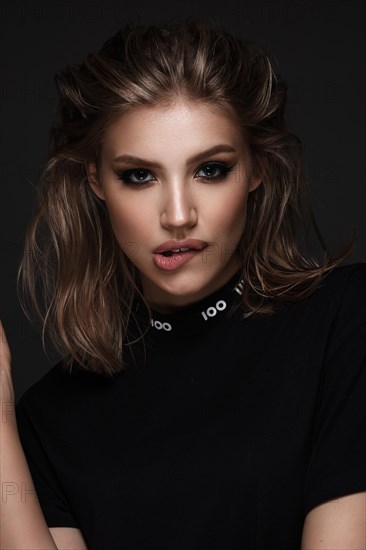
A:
[1,99,365,548]
[0,322,87,549]
[87,100,261,313]
[301,493,366,549]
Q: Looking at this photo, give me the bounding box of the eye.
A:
[115,168,155,187]
[114,162,235,187]
[195,162,234,182]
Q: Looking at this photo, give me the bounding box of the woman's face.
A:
[87,101,260,313]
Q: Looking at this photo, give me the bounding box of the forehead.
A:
[100,100,245,158]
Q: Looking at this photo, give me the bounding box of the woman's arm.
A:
[301,492,366,549]
[0,321,87,549]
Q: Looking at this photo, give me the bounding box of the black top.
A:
[16,264,366,549]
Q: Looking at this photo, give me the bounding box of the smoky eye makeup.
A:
[113,161,236,187]
[114,168,156,186]
[195,162,236,181]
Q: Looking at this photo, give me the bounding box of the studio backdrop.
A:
[1,0,365,402]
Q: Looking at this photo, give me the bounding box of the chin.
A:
[140,263,235,309]
[161,270,218,297]
[162,279,204,297]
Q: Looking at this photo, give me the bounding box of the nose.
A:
[160,181,198,232]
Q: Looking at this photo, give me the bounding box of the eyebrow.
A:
[112,144,237,168]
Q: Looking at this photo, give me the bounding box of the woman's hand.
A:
[0,319,61,549]
[0,320,15,425]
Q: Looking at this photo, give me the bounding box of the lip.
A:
[153,249,203,271]
[153,239,208,254]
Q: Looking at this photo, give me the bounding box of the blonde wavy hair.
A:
[17,18,349,376]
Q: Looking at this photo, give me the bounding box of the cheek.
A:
[213,189,249,237]
[105,201,151,261]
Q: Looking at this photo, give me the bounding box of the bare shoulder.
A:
[301,492,366,549]
[49,527,88,549]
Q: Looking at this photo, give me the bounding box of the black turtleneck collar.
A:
[131,270,245,340]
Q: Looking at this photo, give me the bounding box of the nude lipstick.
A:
[153,239,208,271]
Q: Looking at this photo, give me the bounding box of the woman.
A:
[1,18,365,549]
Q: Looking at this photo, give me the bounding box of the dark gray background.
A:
[1,0,365,403]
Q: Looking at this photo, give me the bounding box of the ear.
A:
[86,162,106,201]
[248,175,261,192]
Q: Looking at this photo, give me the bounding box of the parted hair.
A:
[17,18,348,376]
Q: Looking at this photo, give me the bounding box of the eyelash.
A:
[115,162,235,188]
